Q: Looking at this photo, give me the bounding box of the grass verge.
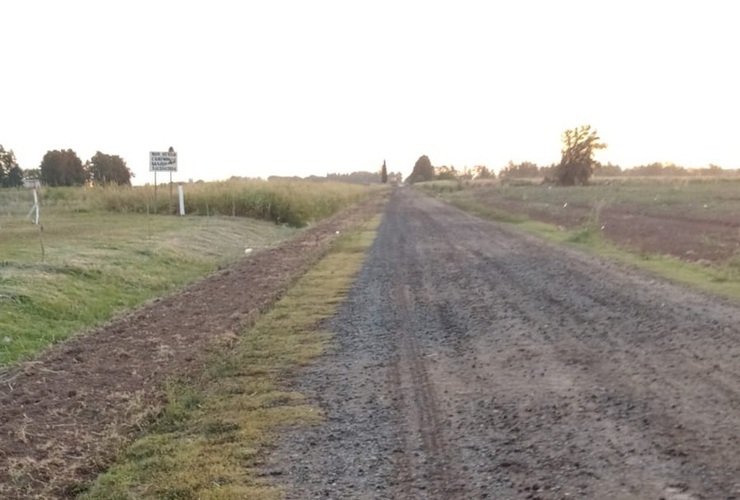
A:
[0,213,297,365]
[434,190,740,302]
[78,214,381,500]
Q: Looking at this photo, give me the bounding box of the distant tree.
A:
[326,171,380,184]
[0,145,24,188]
[23,167,41,179]
[698,164,725,176]
[381,160,388,184]
[4,165,23,188]
[405,155,434,184]
[540,163,558,181]
[86,151,133,185]
[388,171,403,184]
[554,125,606,186]
[499,161,540,179]
[471,165,494,179]
[627,162,688,177]
[434,165,459,180]
[40,149,86,186]
[592,161,622,177]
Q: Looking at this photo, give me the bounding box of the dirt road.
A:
[272,189,740,499]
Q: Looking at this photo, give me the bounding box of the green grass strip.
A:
[79,214,382,500]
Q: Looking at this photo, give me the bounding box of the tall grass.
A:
[2,180,377,227]
[1,180,378,227]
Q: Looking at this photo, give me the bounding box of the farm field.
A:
[422,177,740,263]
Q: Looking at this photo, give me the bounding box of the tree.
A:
[434,165,459,180]
[405,155,434,184]
[0,145,24,188]
[381,160,388,184]
[471,165,494,179]
[23,167,41,179]
[554,125,606,186]
[592,161,622,177]
[87,151,133,185]
[499,161,540,179]
[40,149,86,186]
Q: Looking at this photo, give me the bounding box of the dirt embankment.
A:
[0,196,384,500]
[272,189,740,499]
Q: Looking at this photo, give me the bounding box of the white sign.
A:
[150,151,178,172]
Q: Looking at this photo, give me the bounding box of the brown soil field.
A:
[0,196,383,500]
[480,195,740,263]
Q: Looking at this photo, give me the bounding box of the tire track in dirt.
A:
[386,204,463,497]
[272,188,740,499]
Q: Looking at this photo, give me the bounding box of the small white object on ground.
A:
[245,248,253,254]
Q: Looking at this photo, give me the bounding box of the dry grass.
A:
[0,179,381,227]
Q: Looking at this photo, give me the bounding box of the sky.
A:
[2,0,739,183]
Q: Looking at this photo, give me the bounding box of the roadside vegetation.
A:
[1,179,376,227]
[79,215,381,500]
[99,179,374,226]
[0,180,379,365]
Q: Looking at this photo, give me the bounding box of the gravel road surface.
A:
[272,189,740,499]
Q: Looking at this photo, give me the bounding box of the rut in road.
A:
[271,189,740,499]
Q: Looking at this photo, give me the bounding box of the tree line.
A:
[406,125,738,186]
[499,160,738,180]
[405,126,605,186]
[0,146,133,188]
[0,145,25,187]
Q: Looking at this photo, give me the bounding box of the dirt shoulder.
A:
[271,189,740,499]
[0,195,385,500]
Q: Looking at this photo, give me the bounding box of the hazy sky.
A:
[2,1,738,182]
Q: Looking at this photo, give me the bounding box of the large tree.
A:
[40,149,86,186]
[0,145,24,188]
[405,155,434,184]
[381,160,388,184]
[87,151,133,185]
[554,125,606,186]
